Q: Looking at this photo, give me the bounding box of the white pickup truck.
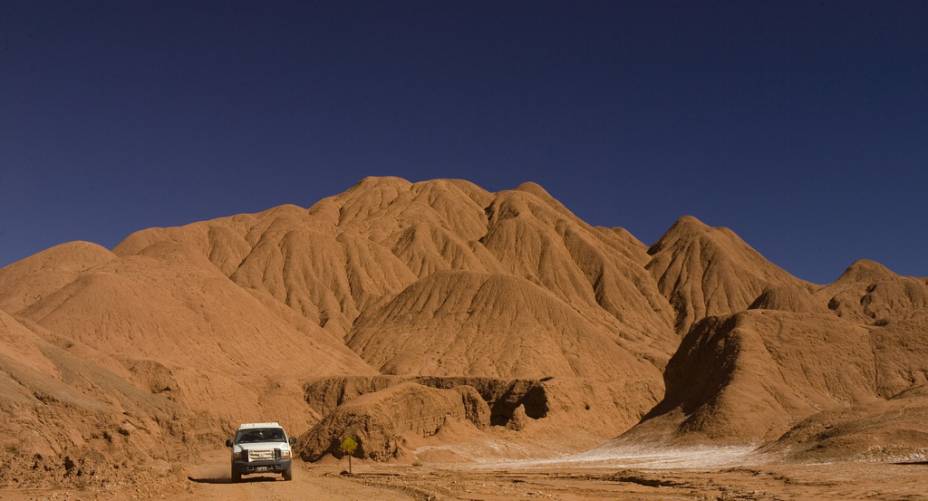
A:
[225,422,295,482]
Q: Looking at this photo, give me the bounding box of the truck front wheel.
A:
[231,466,242,483]
[282,464,293,481]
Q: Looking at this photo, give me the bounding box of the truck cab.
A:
[225,422,295,482]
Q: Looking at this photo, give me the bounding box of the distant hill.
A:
[1,176,926,487]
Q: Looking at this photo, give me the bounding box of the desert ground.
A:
[2,177,926,499]
[4,448,928,500]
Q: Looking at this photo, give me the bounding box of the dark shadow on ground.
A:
[188,475,280,484]
[892,461,928,465]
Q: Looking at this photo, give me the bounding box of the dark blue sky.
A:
[1,1,926,282]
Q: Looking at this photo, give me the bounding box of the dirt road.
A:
[4,450,927,500]
[175,450,415,501]
[142,455,928,500]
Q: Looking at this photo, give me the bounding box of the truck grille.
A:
[247,449,274,461]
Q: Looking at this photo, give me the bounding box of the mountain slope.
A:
[2,175,925,475]
[348,270,665,379]
[0,241,116,314]
[623,261,928,450]
[646,216,808,333]
[625,310,877,444]
[0,309,213,488]
[819,259,928,324]
[1,239,377,432]
[113,178,680,377]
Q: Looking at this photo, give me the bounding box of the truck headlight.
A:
[232,450,243,460]
[281,449,291,459]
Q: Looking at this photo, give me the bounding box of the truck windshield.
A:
[235,428,286,443]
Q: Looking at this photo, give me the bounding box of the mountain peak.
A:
[648,216,711,252]
[647,216,805,332]
[351,175,413,190]
[671,214,708,229]
[838,258,896,283]
[514,181,551,197]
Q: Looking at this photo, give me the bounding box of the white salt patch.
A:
[467,443,762,470]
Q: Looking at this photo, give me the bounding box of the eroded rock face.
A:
[302,374,663,451]
[820,259,928,324]
[748,284,825,314]
[617,260,928,455]
[627,310,877,443]
[298,382,489,461]
[303,376,549,429]
[507,404,529,431]
[415,377,550,425]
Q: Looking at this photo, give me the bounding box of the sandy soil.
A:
[3,449,927,500]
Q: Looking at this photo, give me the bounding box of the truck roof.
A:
[237,422,283,430]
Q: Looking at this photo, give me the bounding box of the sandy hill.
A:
[624,310,878,444]
[0,239,378,464]
[760,384,928,463]
[748,284,827,314]
[819,259,928,324]
[621,260,928,458]
[646,216,809,333]
[298,382,490,461]
[0,308,216,489]
[0,241,115,314]
[0,177,686,485]
[112,177,680,382]
[347,270,666,380]
[1,175,926,485]
[295,374,663,462]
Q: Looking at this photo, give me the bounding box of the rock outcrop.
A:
[298,382,490,461]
